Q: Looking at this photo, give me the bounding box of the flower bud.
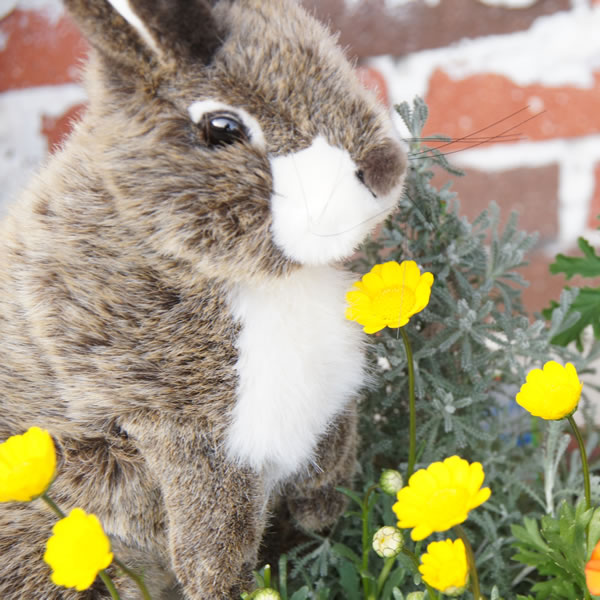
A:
[253,589,281,600]
[442,585,468,597]
[379,469,404,496]
[372,526,404,558]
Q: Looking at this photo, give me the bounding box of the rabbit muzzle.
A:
[269,135,407,267]
[357,138,407,199]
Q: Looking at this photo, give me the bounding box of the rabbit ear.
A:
[65,0,222,68]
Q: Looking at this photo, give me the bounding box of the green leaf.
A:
[517,517,552,551]
[337,559,361,600]
[512,502,591,599]
[380,565,408,600]
[336,486,364,508]
[289,587,311,600]
[331,543,361,567]
[547,287,600,348]
[550,237,600,279]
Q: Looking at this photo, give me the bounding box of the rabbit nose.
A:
[356,139,407,198]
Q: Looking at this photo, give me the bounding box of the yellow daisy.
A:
[516,361,582,420]
[393,455,491,541]
[419,538,469,595]
[44,508,113,591]
[0,426,56,502]
[345,260,434,334]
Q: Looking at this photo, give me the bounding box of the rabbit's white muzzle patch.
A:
[270,135,399,266]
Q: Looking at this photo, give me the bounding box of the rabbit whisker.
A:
[408,105,531,158]
[307,205,393,239]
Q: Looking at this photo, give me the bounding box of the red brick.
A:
[433,163,559,245]
[41,103,87,153]
[424,69,600,148]
[517,250,570,314]
[0,10,88,92]
[518,248,600,314]
[588,165,600,229]
[302,0,569,58]
[356,66,389,106]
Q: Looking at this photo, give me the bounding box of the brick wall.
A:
[2,0,599,313]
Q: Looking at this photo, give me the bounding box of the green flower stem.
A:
[400,328,417,481]
[113,558,152,600]
[361,485,378,600]
[567,415,591,511]
[99,570,122,600]
[455,525,483,600]
[401,547,440,600]
[41,493,66,519]
[41,494,151,600]
[376,556,396,596]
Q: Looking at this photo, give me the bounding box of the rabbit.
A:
[0,0,407,598]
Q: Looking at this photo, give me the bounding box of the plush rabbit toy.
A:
[0,0,406,598]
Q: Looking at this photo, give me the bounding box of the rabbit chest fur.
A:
[0,0,407,598]
[226,266,366,487]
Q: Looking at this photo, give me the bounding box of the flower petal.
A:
[0,427,56,502]
[396,260,421,289]
[393,455,490,540]
[44,508,113,592]
[516,361,582,420]
[411,272,434,314]
[361,271,386,295]
[419,539,468,594]
[345,260,434,332]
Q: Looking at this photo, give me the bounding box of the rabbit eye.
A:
[203,113,249,147]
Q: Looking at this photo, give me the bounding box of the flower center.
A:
[372,286,416,323]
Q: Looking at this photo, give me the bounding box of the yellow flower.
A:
[44,508,113,591]
[419,538,469,596]
[392,455,490,541]
[516,361,582,420]
[0,426,56,502]
[345,260,434,334]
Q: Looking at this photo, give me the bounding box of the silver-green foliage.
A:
[355,98,600,595]
[285,98,600,598]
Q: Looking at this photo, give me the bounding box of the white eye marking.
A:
[270,135,402,266]
[188,100,266,150]
[106,0,161,55]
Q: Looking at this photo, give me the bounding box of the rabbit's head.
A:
[67,0,406,281]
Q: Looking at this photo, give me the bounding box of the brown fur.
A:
[0,1,405,598]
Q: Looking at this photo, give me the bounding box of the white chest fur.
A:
[225,266,366,485]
